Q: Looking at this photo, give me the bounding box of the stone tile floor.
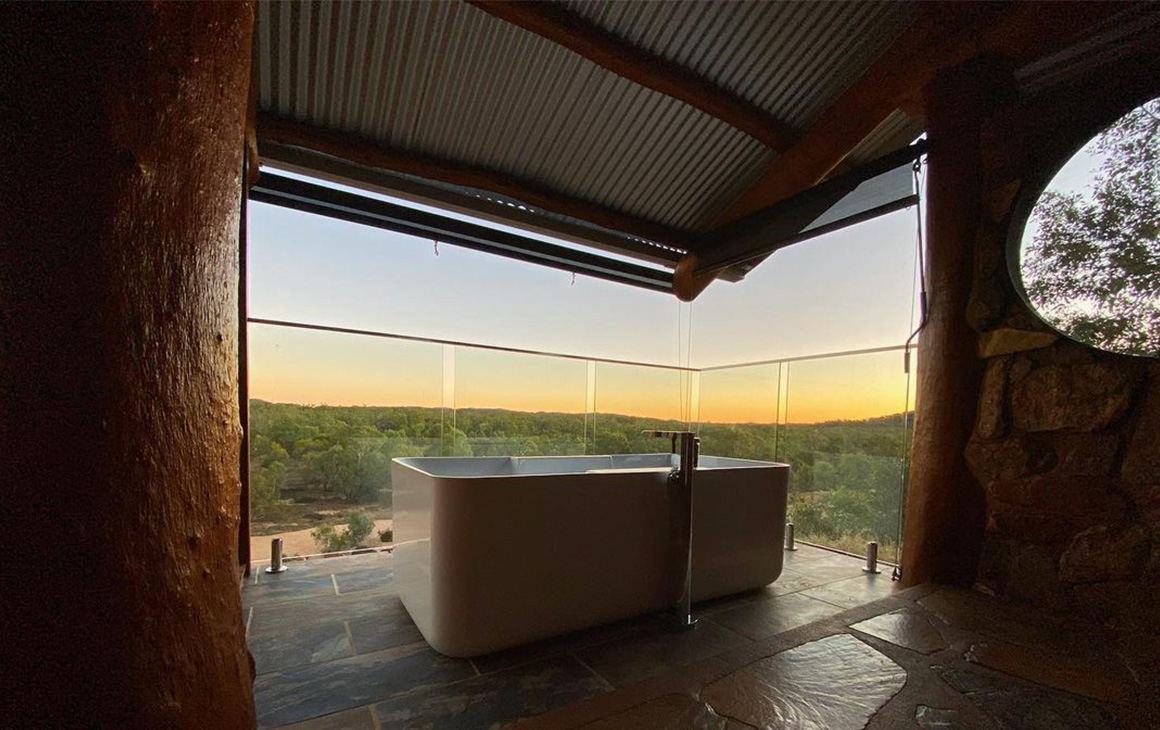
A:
[244,544,891,728]
[243,545,1159,729]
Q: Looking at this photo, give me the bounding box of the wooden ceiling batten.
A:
[466,0,799,153]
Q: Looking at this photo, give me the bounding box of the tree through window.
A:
[1020,96,1160,357]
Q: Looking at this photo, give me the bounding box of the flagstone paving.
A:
[242,546,1158,729]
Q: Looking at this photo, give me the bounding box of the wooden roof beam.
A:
[714,1,1135,226]
[466,0,798,152]
[257,113,696,254]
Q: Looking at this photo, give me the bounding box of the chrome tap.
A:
[644,430,699,631]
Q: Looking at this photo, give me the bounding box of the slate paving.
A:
[933,664,1118,730]
[702,634,908,730]
[574,620,749,688]
[254,642,474,727]
[245,547,1157,730]
[248,620,353,675]
[371,655,607,730]
[576,693,737,730]
[850,608,947,654]
[915,705,970,729]
[510,584,1157,730]
[710,591,844,641]
[244,543,902,729]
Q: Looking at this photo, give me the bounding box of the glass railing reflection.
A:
[692,349,914,562]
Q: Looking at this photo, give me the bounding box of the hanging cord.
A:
[433,239,440,256]
[674,302,696,427]
[685,303,695,427]
[902,157,929,375]
[895,350,915,583]
[894,155,928,582]
[676,301,685,421]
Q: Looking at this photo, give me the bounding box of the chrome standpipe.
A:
[784,522,798,551]
[265,537,288,574]
[644,430,700,632]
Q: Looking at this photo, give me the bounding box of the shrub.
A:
[310,512,375,553]
[346,512,374,547]
[378,529,393,543]
[309,525,346,553]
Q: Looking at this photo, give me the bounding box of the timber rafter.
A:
[715,1,1138,225]
[466,0,798,152]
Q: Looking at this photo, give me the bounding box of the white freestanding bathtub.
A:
[392,453,789,657]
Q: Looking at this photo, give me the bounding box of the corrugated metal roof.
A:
[257,0,921,238]
[562,0,918,132]
[260,0,780,233]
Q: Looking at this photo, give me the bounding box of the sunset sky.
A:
[248,145,1096,424]
[247,173,919,424]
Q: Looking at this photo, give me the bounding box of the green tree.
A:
[250,434,288,517]
[442,425,473,456]
[1023,97,1160,356]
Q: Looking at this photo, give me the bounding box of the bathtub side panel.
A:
[393,461,436,642]
[692,465,788,600]
[426,470,672,657]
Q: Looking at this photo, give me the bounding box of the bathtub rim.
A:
[393,453,788,480]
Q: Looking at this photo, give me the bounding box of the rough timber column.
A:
[0,4,256,727]
[900,57,1016,587]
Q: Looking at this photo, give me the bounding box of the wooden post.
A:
[239,148,253,576]
[900,56,1016,587]
[0,3,257,726]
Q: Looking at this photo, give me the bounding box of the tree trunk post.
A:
[900,56,1016,587]
[0,4,257,726]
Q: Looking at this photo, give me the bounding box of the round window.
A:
[1018,97,1159,357]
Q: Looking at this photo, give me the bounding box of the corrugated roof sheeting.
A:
[258,0,778,232]
[257,0,933,239]
[562,0,919,132]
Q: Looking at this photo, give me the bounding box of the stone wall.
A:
[963,69,1160,633]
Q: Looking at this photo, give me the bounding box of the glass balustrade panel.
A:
[449,346,588,457]
[696,363,781,462]
[781,350,911,562]
[248,323,442,557]
[591,362,691,456]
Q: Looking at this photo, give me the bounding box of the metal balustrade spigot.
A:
[266,538,288,574]
[644,430,699,631]
[863,541,882,574]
